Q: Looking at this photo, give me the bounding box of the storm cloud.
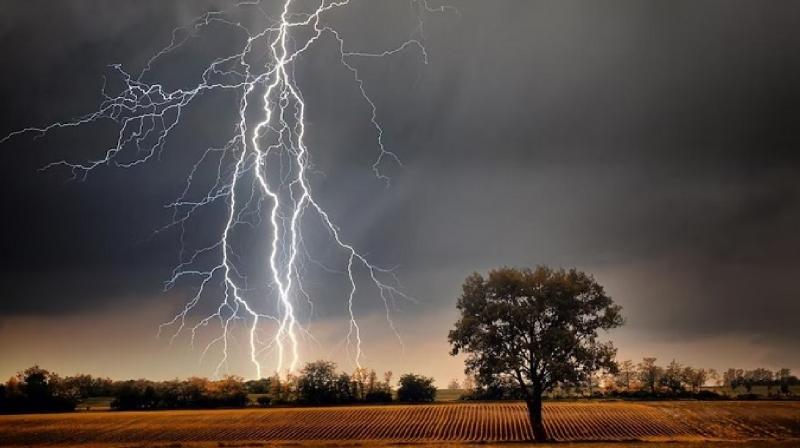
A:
[2,0,799,379]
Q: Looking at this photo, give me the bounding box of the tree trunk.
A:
[525,395,548,442]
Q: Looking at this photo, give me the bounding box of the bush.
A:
[397,374,436,403]
[694,390,725,400]
[256,395,271,407]
[364,389,392,403]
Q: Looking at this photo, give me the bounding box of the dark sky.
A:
[1,0,799,380]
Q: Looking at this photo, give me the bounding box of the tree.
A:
[245,378,271,394]
[19,366,52,406]
[7,366,78,413]
[334,373,354,403]
[447,379,461,390]
[749,368,774,395]
[615,360,636,392]
[776,368,794,395]
[350,367,369,401]
[364,370,393,403]
[660,360,685,394]
[397,374,436,402]
[723,368,744,393]
[638,358,663,395]
[742,370,758,393]
[297,361,338,404]
[448,266,623,442]
[214,375,248,407]
[682,367,709,393]
[268,373,298,404]
[707,369,721,388]
[366,370,378,395]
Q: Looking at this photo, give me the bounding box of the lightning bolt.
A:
[2,0,452,378]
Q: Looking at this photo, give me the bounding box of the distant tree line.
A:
[110,375,249,410]
[1,362,437,413]
[262,361,435,406]
[722,367,799,396]
[460,357,799,401]
[4,359,795,414]
[266,361,396,406]
[612,360,798,399]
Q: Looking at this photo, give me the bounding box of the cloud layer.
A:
[2,1,799,378]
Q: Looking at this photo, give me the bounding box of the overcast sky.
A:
[2,0,799,382]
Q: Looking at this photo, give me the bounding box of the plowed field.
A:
[1,401,798,446]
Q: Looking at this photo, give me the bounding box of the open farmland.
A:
[1,401,799,446]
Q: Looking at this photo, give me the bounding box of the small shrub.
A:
[364,389,392,403]
[694,390,725,400]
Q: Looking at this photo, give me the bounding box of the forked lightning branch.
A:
[2,0,451,378]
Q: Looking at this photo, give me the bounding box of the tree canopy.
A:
[397,373,437,402]
[449,266,623,441]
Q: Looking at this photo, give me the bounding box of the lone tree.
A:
[448,266,623,442]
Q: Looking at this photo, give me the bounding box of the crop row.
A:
[1,401,798,445]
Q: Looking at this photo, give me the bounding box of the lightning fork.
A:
[3,0,450,377]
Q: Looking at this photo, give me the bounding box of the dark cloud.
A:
[2,1,800,371]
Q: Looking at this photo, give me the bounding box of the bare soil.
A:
[1,401,798,446]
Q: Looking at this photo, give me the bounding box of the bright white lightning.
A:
[2,0,451,378]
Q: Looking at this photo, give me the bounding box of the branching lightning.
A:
[3,0,453,378]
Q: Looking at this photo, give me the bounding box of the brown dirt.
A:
[0,401,798,446]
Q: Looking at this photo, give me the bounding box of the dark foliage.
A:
[364,389,393,403]
[297,361,339,404]
[245,378,271,394]
[0,362,420,413]
[723,368,798,397]
[110,376,248,410]
[293,361,395,405]
[460,373,526,400]
[397,374,436,402]
[0,366,78,414]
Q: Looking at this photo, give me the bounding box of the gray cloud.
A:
[2,0,799,374]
